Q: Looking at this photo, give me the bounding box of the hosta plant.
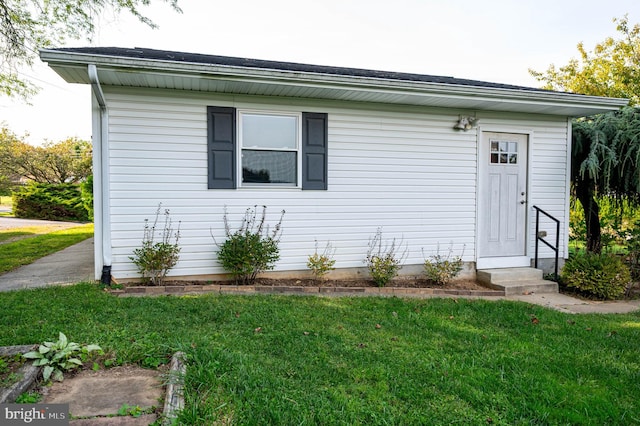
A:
[23,332,103,382]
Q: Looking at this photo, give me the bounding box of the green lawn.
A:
[0,224,93,274]
[0,196,11,217]
[0,284,638,425]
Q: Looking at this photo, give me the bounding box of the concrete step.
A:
[477,267,543,284]
[482,279,559,295]
[477,267,558,295]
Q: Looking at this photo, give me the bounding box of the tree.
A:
[1,0,181,99]
[572,107,640,252]
[530,15,640,106]
[531,16,640,252]
[0,127,24,193]
[0,127,92,184]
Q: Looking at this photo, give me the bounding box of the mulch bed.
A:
[225,278,485,289]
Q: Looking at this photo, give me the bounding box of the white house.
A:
[40,47,627,285]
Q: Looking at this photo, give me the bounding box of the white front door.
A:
[478,132,528,264]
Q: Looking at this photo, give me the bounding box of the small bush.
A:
[364,228,407,287]
[130,204,181,285]
[423,243,464,285]
[307,240,336,280]
[561,251,631,300]
[13,182,89,221]
[80,175,94,221]
[215,206,284,285]
[621,219,640,280]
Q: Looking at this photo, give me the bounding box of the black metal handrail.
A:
[533,205,560,280]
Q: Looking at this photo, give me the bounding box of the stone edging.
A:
[109,284,504,297]
[0,345,40,404]
[163,352,185,425]
[1,346,186,424]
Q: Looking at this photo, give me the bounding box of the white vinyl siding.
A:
[104,87,569,280]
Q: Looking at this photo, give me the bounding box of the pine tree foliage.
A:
[572,106,640,252]
[573,107,640,200]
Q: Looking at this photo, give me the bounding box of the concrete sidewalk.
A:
[509,292,640,314]
[0,238,94,292]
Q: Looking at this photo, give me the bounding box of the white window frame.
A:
[237,110,302,188]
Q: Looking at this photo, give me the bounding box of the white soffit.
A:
[41,50,628,117]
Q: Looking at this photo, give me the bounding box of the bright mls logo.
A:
[1,404,68,425]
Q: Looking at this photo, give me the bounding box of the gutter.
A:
[88,64,112,285]
[40,49,629,115]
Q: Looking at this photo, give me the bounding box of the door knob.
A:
[520,200,526,204]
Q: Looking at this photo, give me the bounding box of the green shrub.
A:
[364,228,407,287]
[12,182,89,221]
[561,251,631,300]
[307,240,336,280]
[423,244,464,285]
[216,206,284,285]
[80,175,94,221]
[130,204,181,285]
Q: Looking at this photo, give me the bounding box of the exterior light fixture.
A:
[453,115,479,131]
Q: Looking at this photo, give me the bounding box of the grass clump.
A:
[0,354,25,388]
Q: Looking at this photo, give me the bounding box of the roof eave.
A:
[40,49,629,116]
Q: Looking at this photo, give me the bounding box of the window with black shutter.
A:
[207,108,327,190]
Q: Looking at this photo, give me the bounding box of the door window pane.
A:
[490,139,518,164]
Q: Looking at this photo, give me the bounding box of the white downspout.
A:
[88,64,112,283]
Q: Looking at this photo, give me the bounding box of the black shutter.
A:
[302,112,328,190]
[207,106,236,189]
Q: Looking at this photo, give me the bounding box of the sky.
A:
[1,0,639,145]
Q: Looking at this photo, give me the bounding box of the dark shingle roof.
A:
[51,46,550,93]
